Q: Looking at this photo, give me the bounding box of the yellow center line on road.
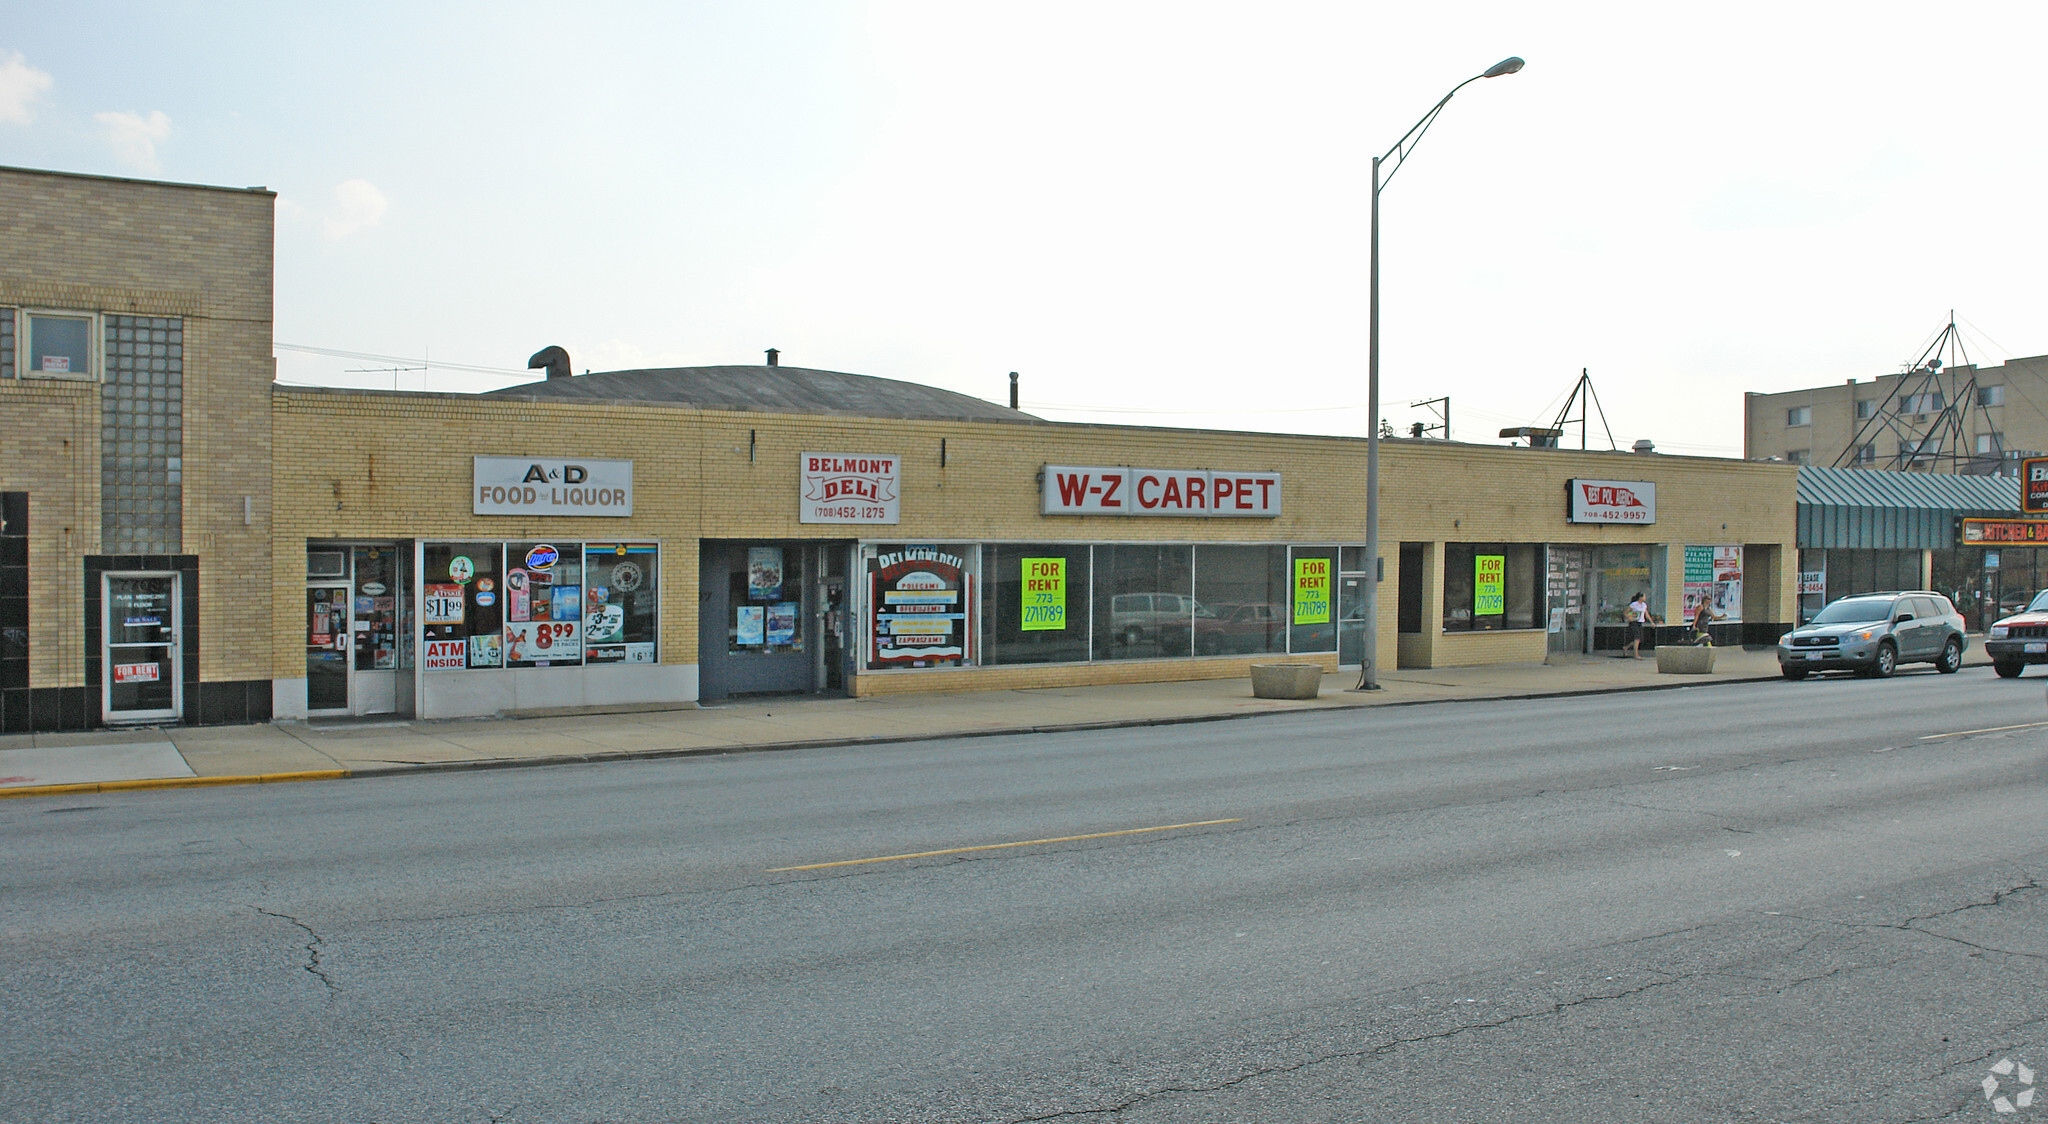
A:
[767,818,1243,873]
[1920,721,2048,741]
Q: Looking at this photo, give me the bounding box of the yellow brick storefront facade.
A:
[269,384,1797,718]
[3,164,1799,731]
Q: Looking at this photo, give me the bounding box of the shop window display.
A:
[865,544,969,668]
[585,543,660,663]
[731,545,807,656]
[423,543,502,668]
[425,542,662,670]
[506,542,584,667]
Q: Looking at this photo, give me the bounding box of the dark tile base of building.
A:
[0,680,272,734]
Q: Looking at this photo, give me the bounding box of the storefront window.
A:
[425,541,662,671]
[981,543,1091,665]
[732,545,807,656]
[423,543,502,669]
[1443,543,1542,631]
[866,544,969,668]
[1681,545,1743,625]
[1191,545,1288,656]
[1288,546,1339,652]
[585,543,660,664]
[1094,544,1195,659]
[505,542,584,667]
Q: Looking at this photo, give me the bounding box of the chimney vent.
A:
[1632,438,1657,454]
[1009,371,1019,410]
[765,348,780,367]
[527,345,572,380]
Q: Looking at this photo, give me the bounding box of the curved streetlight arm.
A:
[1376,58,1523,193]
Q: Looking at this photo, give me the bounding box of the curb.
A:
[0,770,350,800]
[1,658,1979,800]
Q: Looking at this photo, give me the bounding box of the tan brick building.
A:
[2,165,1800,729]
[1744,354,2048,471]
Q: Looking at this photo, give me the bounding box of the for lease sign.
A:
[1567,478,1656,524]
[1042,465,1281,517]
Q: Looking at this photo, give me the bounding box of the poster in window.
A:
[1294,557,1333,625]
[748,547,784,602]
[735,605,766,646]
[504,618,580,666]
[424,584,465,626]
[869,546,968,667]
[1474,555,1505,617]
[551,584,581,621]
[766,602,798,645]
[1021,557,1065,631]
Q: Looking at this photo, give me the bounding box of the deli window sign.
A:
[1566,478,1656,524]
[474,456,633,516]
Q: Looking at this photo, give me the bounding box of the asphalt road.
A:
[4,666,2046,1123]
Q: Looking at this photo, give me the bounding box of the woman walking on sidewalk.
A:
[1624,592,1655,658]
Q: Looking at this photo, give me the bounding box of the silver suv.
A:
[1778,590,1967,680]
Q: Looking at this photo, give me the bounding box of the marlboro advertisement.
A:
[868,546,969,668]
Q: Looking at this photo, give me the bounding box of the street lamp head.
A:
[1482,56,1525,78]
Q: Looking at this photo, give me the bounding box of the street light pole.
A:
[1357,56,1523,692]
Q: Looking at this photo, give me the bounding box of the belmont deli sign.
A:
[474,456,633,516]
[1042,465,1281,517]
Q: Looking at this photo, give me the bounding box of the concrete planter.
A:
[1251,663,1324,699]
[1655,645,1716,674]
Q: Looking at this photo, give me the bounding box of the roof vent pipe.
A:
[1009,371,1019,410]
[527,345,572,380]
[765,348,780,367]
[1632,438,1657,454]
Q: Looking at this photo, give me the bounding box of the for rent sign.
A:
[1042,465,1281,517]
[474,457,633,516]
[1567,478,1657,524]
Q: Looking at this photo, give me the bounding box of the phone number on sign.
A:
[810,505,891,520]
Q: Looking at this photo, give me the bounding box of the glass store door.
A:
[103,572,181,724]
[306,583,350,715]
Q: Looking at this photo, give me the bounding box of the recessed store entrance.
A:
[102,572,181,725]
[698,540,852,702]
[305,543,412,717]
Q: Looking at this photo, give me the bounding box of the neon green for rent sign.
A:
[1475,554,1505,616]
[1021,557,1065,631]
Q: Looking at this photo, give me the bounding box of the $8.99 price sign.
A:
[506,619,581,662]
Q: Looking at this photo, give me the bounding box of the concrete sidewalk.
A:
[0,645,1946,799]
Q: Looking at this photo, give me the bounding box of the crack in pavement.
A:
[253,906,340,999]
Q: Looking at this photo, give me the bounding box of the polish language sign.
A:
[1042,465,1281,517]
[801,453,901,524]
[1566,478,1656,524]
[474,456,633,516]
[1021,557,1066,631]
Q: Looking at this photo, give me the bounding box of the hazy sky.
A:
[7,2,2046,456]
